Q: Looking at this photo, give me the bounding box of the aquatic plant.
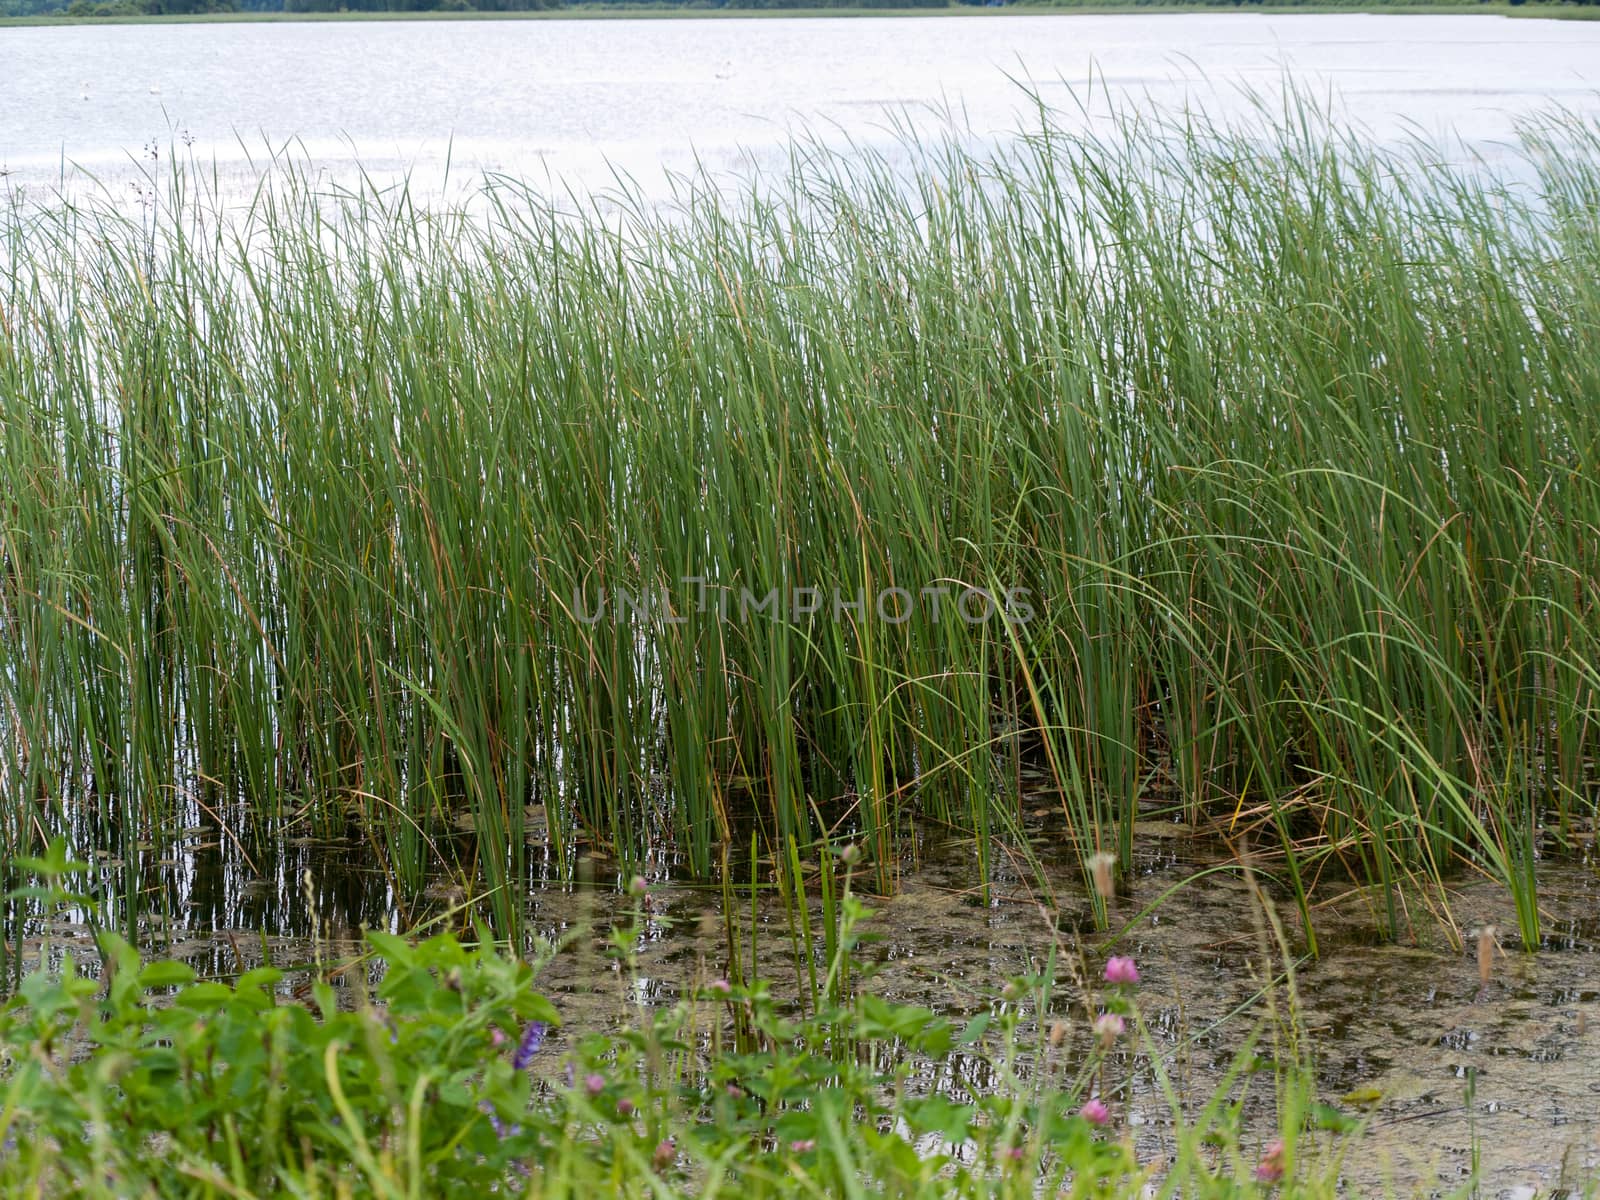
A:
[1,90,1596,952]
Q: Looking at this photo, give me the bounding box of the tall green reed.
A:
[2,92,1595,949]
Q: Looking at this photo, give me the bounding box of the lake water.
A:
[5,13,1600,203]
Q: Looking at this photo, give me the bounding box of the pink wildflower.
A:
[1093,1012,1125,1047]
[1079,1098,1111,1126]
[1103,956,1140,985]
[1254,1138,1286,1184]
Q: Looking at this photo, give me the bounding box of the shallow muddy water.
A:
[18,813,1600,1197]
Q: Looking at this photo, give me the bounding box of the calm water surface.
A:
[4,13,1600,201]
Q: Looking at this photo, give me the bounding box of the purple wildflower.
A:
[511,1021,546,1070]
[478,1099,522,1140]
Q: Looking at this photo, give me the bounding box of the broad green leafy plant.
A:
[0,864,1334,1199]
[1,925,557,1197]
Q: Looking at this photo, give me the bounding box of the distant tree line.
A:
[0,0,553,14]
[1,0,555,15]
[2,0,949,12]
[565,0,951,7]
[275,0,555,12]
[0,0,559,13]
[3,0,953,13]
[4,0,1596,18]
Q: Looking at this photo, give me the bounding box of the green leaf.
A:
[365,930,415,967]
[174,982,235,1012]
[138,962,197,989]
[14,837,92,878]
[511,991,560,1025]
[913,1018,953,1058]
[1310,1102,1361,1133]
[238,967,284,991]
[904,1095,976,1143]
[440,1071,475,1107]
[2,885,55,903]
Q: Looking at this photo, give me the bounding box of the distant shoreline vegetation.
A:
[6,0,1598,20]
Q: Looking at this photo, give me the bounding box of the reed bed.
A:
[2,95,1596,947]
